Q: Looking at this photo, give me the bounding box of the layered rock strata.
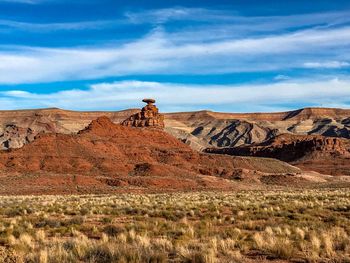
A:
[121,99,164,128]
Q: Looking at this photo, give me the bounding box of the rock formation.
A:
[205,134,350,175]
[165,107,350,150]
[0,116,300,194]
[0,124,35,150]
[121,99,164,128]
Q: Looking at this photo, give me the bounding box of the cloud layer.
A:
[0,8,349,84]
[0,24,350,84]
[2,78,350,112]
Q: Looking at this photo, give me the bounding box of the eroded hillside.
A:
[206,134,350,176]
[165,108,350,150]
[0,116,301,194]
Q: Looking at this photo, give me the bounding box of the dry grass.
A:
[0,189,349,262]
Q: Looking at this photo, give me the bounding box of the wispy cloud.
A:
[274,75,291,81]
[1,78,350,111]
[0,19,119,32]
[303,61,350,69]
[0,0,77,4]
[1,23,350,84]
[125,7,239,24]
[0,8,349,85]
[0,0,49,4]
[125,8,350,28]
[3,8,350,35]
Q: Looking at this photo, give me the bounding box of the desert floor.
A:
[0,188,349,262]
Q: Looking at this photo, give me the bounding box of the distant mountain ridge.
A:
[166,107,350,122]
[0,107,349,151]
[165,107,350,150]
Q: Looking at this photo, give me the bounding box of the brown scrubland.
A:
[0,189,349,262]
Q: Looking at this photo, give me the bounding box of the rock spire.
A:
[121,99,165,128]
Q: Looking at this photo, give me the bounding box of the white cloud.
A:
[274,75,290,81]
[1,78,350,112]
[125,8,198,24]
[2,8,350,36]
[0,19,119,31]
[303,61,350,69]
[125,8,350,29]
[1,24,350,84]
[0,8,350,84]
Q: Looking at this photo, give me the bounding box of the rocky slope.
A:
[0,116,300,194]
[0,108,138,150]
[206,134,350,176]
[165,107,350,150]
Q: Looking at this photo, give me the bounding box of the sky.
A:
[0,0,350,112]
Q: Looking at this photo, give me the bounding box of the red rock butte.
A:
[0,115,301,194]
[121,98,165,128]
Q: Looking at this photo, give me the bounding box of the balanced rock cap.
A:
[142,98,156,104]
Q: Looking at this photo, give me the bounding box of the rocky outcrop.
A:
[166,118,280,151]
[0,124,35,150]
[121,99,164,128]
[205,134,350,175]
[206,134,349,160]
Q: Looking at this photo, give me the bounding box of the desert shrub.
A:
[35,218,61,228]
[103,225,124,237]
[5,207,24,217]
[67,216,85,226]
[101,217,113,224]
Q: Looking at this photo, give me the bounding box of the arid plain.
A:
[0,101,349,262]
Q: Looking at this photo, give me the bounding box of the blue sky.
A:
[0,0,350,112]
